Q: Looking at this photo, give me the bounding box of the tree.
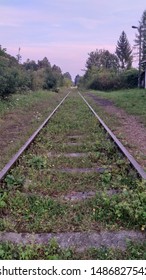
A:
[116,31,133,69]
[0,45,7,56]
[86,49,119,71]
[134,10,146,68]
[63,72,72,80]
[0,45,70,97]
[38,57,51,69]
[63,72,72,87]
[141,10,146,62]
[52,64,63,87]
[74,74,81,86]
[23,59,38,71]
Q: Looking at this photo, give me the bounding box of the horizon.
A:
[0,0,145,80]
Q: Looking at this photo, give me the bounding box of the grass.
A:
[0,178,145,232]
[0,90,66,117]
[0,89,68,169]
[82,89,146,169]
[0,90,145,259]
[0,239,145,260]
[88,88,146,125]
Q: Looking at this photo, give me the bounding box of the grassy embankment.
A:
[0,89,68,169]
[89,88,146,125]
[82,88,146,169]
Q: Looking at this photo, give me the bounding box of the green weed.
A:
[0,91,145,259]
[0,239,145,260]
[4,174,25,189]
[28,155,47,170]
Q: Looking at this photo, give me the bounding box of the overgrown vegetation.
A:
[76,10,146,91]
[0,239,145,260]
[79,68,138,91]
[0,46,72,99]
[0,89,68,170]
[0,92,145,260]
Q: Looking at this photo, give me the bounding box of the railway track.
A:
[0,90,145,259]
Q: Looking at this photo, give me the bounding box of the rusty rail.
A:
[1,89,146,181]
[78,91,146,180]
[0,91,70,181]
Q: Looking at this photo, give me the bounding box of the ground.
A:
[0,90,67,170]
[0,89,145,259]
[1,89,146,171]
[85,92,146,171]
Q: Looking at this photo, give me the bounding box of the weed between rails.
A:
[0,91,145,258]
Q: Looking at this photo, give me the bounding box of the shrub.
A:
[82,68,138,91]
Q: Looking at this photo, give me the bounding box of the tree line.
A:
[1,10,146,97]
[0,46,72,99]
[75,10,146,91]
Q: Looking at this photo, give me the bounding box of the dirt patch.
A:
[87,94,146,169]
[61,189,120,201]
[58,167,106,173]
[0,230,145,251]
[88,94,114,106]
[48,152,87,158]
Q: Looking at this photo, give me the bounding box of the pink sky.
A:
[0,0,145,79]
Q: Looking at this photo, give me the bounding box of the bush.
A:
[82,68,138,91]
[120,69,138,88]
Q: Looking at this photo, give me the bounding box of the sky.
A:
[0,0,146,80]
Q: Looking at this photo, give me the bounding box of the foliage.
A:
[81,67,138,91]
[0,48,30,98]
[82,46,138,91]
[86,49,119,71]
[31,68,45,90]
[28,155,46,170]
[119,69,138,88]
[63,72,72,81]
[141,10,146,63]
[83,68,117,90]
[116,31,133,69]
[43,67,58,90]
[4,174,25,188]
[0,45,72,99]
[23,59,38,71]
[74,74,82,86]
[81,31,136,91]
[134,10,146,69]
[63,72,73,87]
[63,78,73,87]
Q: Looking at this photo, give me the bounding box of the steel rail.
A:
[0,91,70,181]
[78,91,146,180]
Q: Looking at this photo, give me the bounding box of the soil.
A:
[87,94,146,170]
[0,100,57,169]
